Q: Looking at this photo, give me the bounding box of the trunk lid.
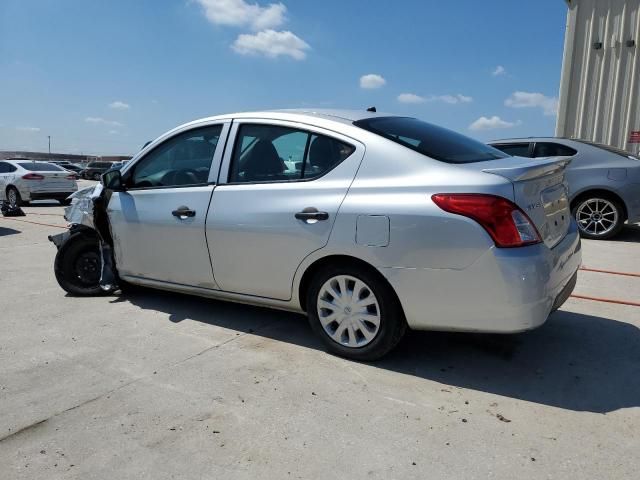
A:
[34,170,76,189]
[468,156,572,248]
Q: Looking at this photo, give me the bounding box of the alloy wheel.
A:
[316,275,381,348]
[7,189,18,206]
[575,198,618,237]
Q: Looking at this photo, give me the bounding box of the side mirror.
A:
[102,169,125,191]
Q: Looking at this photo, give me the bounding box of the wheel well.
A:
[571,189,628,220]
[298,255,404,315]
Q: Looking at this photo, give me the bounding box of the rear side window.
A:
[491,143,532,157]
[533,142,577,157]
[228,124,355,183]
[354,117,508,164]
[574,140,633,158]
[18,162,64,171]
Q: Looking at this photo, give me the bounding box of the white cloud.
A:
[232,29,309,59]
[492,65,506,76]
[195,0,286,30]
[427,94,473,104]
[16,126,41,132]
[469,116,521,131]
[397,93,426,104]
[505,91,559,116]
[109,100,130,110]
[108,130,119,135]
[85,117,124,127]
[359,74,386,89]
[397,93,472,105]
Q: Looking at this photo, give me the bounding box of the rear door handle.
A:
[172,206,196,219]
[295,207,329,222]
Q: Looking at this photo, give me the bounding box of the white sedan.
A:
[0,159,78,206]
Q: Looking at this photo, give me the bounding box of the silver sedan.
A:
[489,138,640,239]
[49,110,581,360]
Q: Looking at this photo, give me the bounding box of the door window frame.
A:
[122,120,231,191]
[217,118,360,186]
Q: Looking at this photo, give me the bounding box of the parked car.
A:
[0,159,78,205]
[489,138,640,239]
[83,161,115,180]
[49,110,581,360]
[49,160,84,174]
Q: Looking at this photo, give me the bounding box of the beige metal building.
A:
[556,0,640,154]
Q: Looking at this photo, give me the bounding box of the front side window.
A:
[130,125,223,188]
[354,117,509,164]
[228,124,354,183]
[492,143,532,158]
[533,142,577,157]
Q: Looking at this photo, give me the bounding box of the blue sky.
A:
[0,0,568,156]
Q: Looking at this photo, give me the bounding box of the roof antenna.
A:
[366,106,377,113]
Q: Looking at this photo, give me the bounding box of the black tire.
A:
[92,172,101,181]
[54,232,105,296]
[306,264,407,361]
[6,186,23,206]
[571,195,625,240]
[59,199,72,206]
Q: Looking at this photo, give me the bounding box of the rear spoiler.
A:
[482,156,572,182]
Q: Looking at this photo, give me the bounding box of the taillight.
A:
[66,174,78,180]
[432,194,542,248]
[22,173,45,180]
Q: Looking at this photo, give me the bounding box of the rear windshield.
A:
[18,162,64,171]
[354,117,509,164]
[574,140,636,158]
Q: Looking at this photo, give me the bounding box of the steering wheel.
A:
[162,168,201,186]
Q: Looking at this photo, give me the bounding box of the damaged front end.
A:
[48,184,119,292]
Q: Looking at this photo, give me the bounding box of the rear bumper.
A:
[27,191,76,201]
[380,220,582,333]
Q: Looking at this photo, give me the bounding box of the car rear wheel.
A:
[306,264,406,361]
[572,196,625,239]
[54,232,105,296]
[6,186,22,207]
[92,172,101,181]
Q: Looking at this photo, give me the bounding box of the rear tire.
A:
[6,186,23,207]
[60,199,72,206]
[54,232,105,296]
[92,172,101,181]
[306,264,406,361]
[572,195,625,240]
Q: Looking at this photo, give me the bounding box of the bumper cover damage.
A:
[48,184,119,292]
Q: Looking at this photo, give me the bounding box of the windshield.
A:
[18,162,64,171]
[354,117,509,164]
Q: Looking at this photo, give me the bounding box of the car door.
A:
[0,162,8,199]
[107,122,230,288]
[207,119,365,300]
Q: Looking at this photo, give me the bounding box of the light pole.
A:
[47,136,51,154]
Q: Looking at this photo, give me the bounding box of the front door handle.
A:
[295,207,329,222]
[172,206,196,219]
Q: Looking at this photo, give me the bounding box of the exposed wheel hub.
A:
[575,198,618,236]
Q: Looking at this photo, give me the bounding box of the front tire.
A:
[306,264,406,361]
[572,196,625,239]
[54,232,105,296]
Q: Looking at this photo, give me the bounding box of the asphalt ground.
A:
[1,181,638,479]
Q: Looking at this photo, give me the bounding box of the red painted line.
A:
[579,267,640,278]
[570,294,640,307]
[27,212,65,217]
[0,217,68,229]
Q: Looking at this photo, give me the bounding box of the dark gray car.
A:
[490,138,640,239]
